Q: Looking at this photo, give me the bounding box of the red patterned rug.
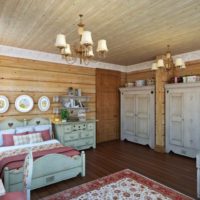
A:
[41,169,194,200]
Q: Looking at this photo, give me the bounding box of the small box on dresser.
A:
[53,120,96,150]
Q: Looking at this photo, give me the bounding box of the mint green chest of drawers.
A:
[53,121,96,150]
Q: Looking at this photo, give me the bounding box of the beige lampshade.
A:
[87,47,94,57]
[96,40,108,52]
[157,59,165,68]
[55,34,67,48]
[80,31,93,45]
[61,44,71,55]
[180,64,186,69]
[151,63,158,70]
[175,58,184,67]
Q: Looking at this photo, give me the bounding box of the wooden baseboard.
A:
[154,145,165,153]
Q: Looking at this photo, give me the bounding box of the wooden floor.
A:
[32,140,196,199]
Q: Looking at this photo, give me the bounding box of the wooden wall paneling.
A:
[175,60,200,77]
[0,56,96,75]
[127,69,155,82]
[0,80,95,93]
[0,66,95,85]
[0,56,96,121]
[155,68,174,152]
[155,69,165,151]
[120,72,127,87]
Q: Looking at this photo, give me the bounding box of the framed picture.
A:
[15,95,34,113]
[0,95,9,113]
[38,96,50,112]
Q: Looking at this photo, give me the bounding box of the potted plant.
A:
[61,109,69,122]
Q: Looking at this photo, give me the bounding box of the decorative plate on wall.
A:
[15,95,34,113]
[0,95,9,113]
[38,96,50,112]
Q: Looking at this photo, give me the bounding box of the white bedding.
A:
[0,139,60,152]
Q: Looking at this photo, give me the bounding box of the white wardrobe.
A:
[119,86,155,149]
[165,83,200,158]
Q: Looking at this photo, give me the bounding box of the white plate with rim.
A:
[0,95,9,113]
[15,95,34,113]
[38,96,50,112]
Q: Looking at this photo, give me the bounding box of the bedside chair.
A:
[0,150,33,200]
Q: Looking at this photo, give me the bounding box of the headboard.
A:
[0,117,52,135]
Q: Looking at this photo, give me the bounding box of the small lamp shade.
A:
[55,34,67,48]
[80,31,93,46]
[151,63,158,70]
[61,44,71,55]
[87,47,94,57]
[175,58,184,67]
[157,59,165,68]
[180,64,186,69]
[97,40,108,52]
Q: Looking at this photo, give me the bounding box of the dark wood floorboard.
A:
[32,140,196,199]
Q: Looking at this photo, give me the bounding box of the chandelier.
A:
[55,14,108,64]
[151,45,186,70]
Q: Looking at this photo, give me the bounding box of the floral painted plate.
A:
[0,96,9,113]
[38,96,50,112]
[15,95,34,113]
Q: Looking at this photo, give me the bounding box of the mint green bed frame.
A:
[0,117,85,192]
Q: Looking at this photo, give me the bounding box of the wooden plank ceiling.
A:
[0,0,200,66]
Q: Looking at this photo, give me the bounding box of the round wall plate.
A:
[15,95,34,113]
[0,95,9,113]
[38,96,50,112]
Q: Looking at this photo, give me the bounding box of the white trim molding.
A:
[0,45,200,73]
[127,50,200,72]
[0,45,126,72]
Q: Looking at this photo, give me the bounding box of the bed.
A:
[0,117,85,192]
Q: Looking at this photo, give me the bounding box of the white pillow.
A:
[29,133,43,144]
[34,125,51,132]
[16,126,34,134]
[0,129,15,146]
[13,134,29,146]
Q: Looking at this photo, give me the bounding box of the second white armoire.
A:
[119,86,155,149]
[165,82,200,158]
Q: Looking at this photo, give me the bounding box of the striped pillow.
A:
[13,134,29,146]
[29,133,43,144]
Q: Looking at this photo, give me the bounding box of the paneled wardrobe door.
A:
[168,93,184,148]
[183,91,200,150]
[135,94,149,139]
[121,93,135,139]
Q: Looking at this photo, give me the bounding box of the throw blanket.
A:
[0,143,79,177]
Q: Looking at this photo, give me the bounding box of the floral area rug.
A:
[41,169,194,200]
